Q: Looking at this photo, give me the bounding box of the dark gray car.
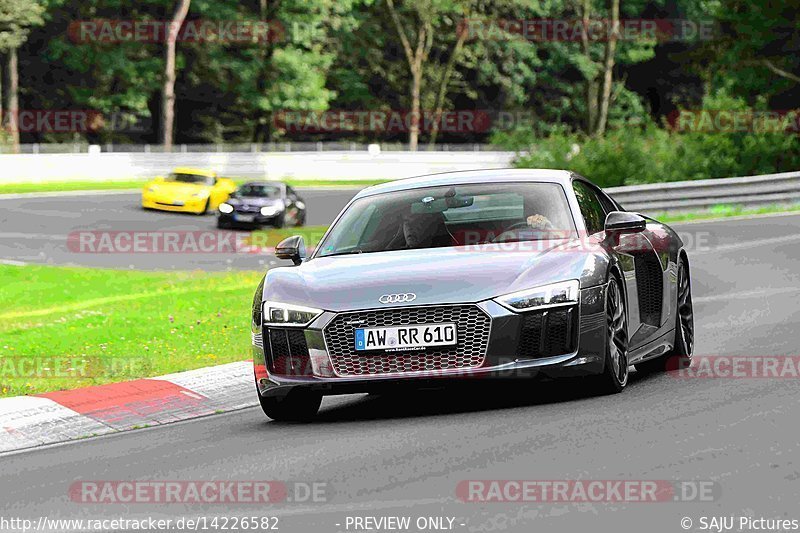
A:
[217,181,306,229]
[250,169,694,421]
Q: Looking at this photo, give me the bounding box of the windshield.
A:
[236,184,281,198]
[166,173,215,186]
[316,182,576,257]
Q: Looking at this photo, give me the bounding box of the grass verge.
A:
[0,178,387,195]
[656,203,800,224]
[0,264,263,397]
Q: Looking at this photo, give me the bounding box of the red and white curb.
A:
[0,361,256,454]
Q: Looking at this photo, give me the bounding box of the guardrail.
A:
[0,142,501,154]
[607,171,800,213]
[0,150,515,182]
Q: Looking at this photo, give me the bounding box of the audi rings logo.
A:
[379,293,417,304]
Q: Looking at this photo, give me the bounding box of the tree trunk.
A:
[580,0,598,134]
[428,17,469,148]
[386,0,431,152]
[409,66,421,151]
[254,0,279,143]
[3,49,19,153]
[595,0,619,135]
[161,0,191,151]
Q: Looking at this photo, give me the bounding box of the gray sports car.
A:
[250,169,694,421]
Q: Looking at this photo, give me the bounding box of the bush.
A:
[499,91,800,186]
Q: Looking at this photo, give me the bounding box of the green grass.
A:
[656,202,800,224]
[0,178,388,195]
[0,180,150,194]
[247,226,329,249]
[0,265,264,397]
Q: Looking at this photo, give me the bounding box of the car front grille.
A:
[323,305,491,376]
[517,306,577,359]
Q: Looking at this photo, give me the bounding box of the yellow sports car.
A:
[141,168,237,214]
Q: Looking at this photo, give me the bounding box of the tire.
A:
[636,257,694,374]
[258,389,321,422]
[592,275,630,394]
[272,214,285,229]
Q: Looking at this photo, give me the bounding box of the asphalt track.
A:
[0,188,359,270]
[2,190,800,532]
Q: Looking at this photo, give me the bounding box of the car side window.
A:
[594,189,618,215]
[572,181,607,235]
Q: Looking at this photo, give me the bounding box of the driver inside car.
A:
[402,211,456,249]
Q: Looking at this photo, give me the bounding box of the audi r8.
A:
[217,181,306,229]
[250,169,694,421]
[141,167,236,214]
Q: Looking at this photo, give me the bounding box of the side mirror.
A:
[605,211,646,234]
[275,235,306,266]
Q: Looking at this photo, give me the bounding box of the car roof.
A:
[172,167,217,177]
[354,168,574,199]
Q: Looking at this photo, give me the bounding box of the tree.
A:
[578,0,620,136]
[0,0,44,152]
[162,0,191,150]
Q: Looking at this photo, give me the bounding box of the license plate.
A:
[234,214,255,222]
[354,323,457,351]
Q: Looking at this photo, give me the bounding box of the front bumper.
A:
[218,210,282,226]
[253,285,607,399]
[142,193,207,213]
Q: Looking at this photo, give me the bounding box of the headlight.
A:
[219,203,234,214]
[495,280,579,312]
[263,301,323,327]
[260,205,281,217]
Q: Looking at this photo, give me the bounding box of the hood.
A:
[229,196,283,207]
[264,241,596,312]
[147,181,210,198]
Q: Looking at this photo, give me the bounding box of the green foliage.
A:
[508,91,800,187]
[0,0,44,51]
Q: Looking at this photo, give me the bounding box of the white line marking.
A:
[694,233,800,254]
[0,189,141,200]
[0,232,67,241]
[695,287,800,303]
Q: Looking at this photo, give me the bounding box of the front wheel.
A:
[636,258,694,374]
[258,389,321,422]
[592,275,629,394]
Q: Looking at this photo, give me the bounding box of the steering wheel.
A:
[491,221,536,243]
